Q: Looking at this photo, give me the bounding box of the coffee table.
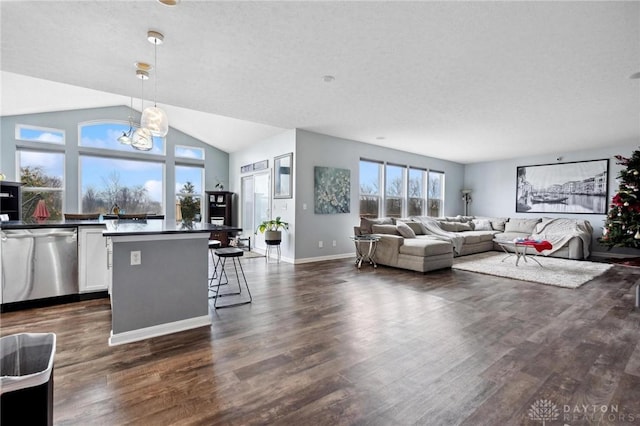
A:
[494,239,546,267]
[350,235,381,269]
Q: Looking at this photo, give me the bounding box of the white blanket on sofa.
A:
[411,216,464,255]
[531,218,593,258]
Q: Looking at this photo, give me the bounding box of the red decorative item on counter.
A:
[32,199,50,220]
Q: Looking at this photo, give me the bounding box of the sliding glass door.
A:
[241,171,271,251]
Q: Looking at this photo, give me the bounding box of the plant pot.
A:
[264,230,282,243]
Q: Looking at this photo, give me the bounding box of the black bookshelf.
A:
[0,181,22,221]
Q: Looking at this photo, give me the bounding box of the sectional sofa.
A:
[354,215,593,273]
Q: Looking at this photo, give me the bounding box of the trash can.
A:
[1,333,56,426]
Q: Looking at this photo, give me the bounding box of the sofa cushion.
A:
[399,239,452,256]
[360,217,394,234]
[504,218,541,234]
[396,221,416,238]
[459,231,497,244]
[471,219,492,231]
[371,224,401,235]
[495,231,530,242]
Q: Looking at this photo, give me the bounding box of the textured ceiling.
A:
[1,1,639,163]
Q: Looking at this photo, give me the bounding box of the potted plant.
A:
[256,216,289,243]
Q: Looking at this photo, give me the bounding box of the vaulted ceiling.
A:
[1,1,638,163]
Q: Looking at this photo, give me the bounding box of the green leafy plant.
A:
[256,216,289,233]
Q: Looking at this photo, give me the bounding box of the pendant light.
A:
[132,69,154,151]
[118,97,135,145]
[141,30,169,137]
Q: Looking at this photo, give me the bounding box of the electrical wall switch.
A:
[318,241,323,248]
[130,250,141,265]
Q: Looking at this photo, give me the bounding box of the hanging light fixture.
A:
[131,68,154,151]
[118,96,135,145]
[141,30,169,137]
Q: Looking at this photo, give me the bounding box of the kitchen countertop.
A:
[103,221,241,236]
[0,219,106,229]
[1,219,241,236]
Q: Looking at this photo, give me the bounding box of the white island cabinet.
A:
[78,225,109,293]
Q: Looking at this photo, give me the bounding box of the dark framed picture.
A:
[516,159,608,214]
[274,153,293,199]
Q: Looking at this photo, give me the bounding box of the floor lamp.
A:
[461,189,472,216]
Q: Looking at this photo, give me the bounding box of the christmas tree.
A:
[600,150,640,249]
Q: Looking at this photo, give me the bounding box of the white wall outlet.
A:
[303,203,307,210]
[332,240,337,247]
[318,240,323,248]
[130,250,141,265]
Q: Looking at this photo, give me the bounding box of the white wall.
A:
[464,141,637,256]
[229,130,296,261]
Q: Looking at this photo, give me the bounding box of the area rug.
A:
[452,252,613,289]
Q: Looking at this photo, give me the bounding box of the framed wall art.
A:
[516,159,608,214]
[274,153,293,199]
[314,166,350,214]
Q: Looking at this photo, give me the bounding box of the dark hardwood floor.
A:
[1,256,640,425]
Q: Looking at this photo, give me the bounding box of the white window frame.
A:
[15,124,65,145]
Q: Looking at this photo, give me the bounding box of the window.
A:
[18,150,65,220]
[79,121,165,155]
[385,164,405,218]
[175,145,204,160]
[176,165,204,221]
[408,168,426,216]
[359,160,382,218]
[359,160,445,219]
[428,170,445,217]
[80,156,163,214]
[16,125,65,145]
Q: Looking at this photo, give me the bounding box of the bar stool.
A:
[208,240,222,286]
[210,247,252,308]
[265,240,281,263]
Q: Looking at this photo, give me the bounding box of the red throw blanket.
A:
[517,240,553,252]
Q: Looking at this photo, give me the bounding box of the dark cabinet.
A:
[205,191,234,247]
[0,181,22,221]
[206,191,234,226]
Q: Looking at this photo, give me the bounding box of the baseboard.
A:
[590,251,639,259]
[109,315,211,346]
[294,253,354,264]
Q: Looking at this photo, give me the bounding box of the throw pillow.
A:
[359,217,394,234]
[403,221,424,235]
[396,221,416,238]
[456,222,473,232]
[490,218,508,231]
[439,221,460,232]
[472,219,493,231]
[371,224,401,235]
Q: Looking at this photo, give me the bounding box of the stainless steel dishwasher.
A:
[1,228,78,303]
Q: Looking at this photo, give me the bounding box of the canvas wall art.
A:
[314,166,350,214]
[516,159,608,214]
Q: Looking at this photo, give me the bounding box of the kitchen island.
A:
[103,221,241,346]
